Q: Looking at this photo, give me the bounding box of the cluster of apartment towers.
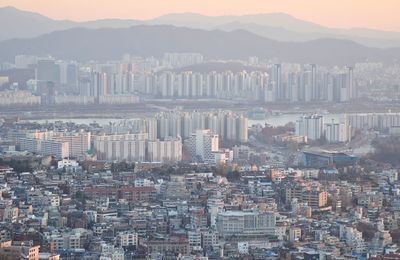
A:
[143,64,356,102]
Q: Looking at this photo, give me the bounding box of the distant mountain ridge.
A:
[0,6,141,41]
[0,25,398,65]
[150,13,400,48]
[1,6,400,48]
[150,12,326,32]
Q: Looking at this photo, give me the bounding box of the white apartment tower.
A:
[296,115,324,141]
[93,133,148,162]
[187,129,219,163]
[147,137,183,163]
[325,118,351,143]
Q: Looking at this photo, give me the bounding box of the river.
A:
[27,113,345,127]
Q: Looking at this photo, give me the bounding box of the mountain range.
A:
[0,6,400,65]
[0,6,142,41]
[0,25,399,65]
[2,6,400,48]
[151,13,400,48]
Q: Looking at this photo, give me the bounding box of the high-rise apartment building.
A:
[347,112,400,130]
[94,133,182,163]
[296,115,324,141]
[325,118,351,143]
[55,131,91,158]
[153,111,248,143]
[20,130,91,159]
[20,138,69,159]
[147,138,183,163]
[186,129,219,163]
[93,133,147,162]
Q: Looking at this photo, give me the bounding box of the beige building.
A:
[146,237,189,255]
[285,185,328,209]
[117,231,138,248]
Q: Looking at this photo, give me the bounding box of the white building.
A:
[57,159,79,169]
[20,138,69,159]
[94,133,182,163]
[201,231,219,250]
[100,244,125,260]
[213,149,233,165]
[237,242,249,254]
[134,178,154,187]
[289,227,301,242]
[93,133,147,162]
[19,130,91,159]
[15,55,38,68]
[40,139,69,159]
[347,112,400,130]
[47,229,91,251]
[144,70,266,101]
[163,52,204,68]
[188,230,202,252]
[325,119,351,143]
[117,231,138,248]
[186,129,219,163]
[57,159,83,172]
[0,91,41,106]
[147,137,182,163]
[296,115,324,141]
[152,110,249,142]
[55,131,91,158]
[237,115,249,143]
[216,211,276,237]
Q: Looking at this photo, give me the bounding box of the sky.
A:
[1,0,400,31]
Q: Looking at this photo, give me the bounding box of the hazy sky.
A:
[2,0,400,31]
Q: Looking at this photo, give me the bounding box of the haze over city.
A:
[0,1,400,260]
